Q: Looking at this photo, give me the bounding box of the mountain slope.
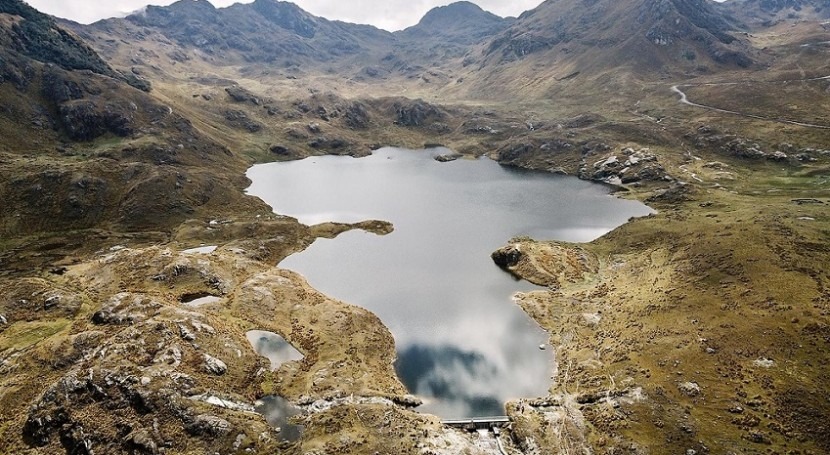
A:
[718,0,830,27]
[0,0,149,90]
[437,0,757,102]
[0,0,272,239]
[482,0,751,69]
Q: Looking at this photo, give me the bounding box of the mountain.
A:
[69,0,758,105]
[481,0,751,69]
[397,1,512,45]
[717,0,830,27]
[88,0,394,68]
[0,0,148,89]
[0,0,270,238]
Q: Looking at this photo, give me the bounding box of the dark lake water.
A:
[246,147,652,419]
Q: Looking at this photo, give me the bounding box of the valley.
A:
[0,0,829,454]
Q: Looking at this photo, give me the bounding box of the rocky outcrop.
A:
[344,102,371,129]
[491,245,523,268]
[393,100,445,127]
[434,153,462,162]
[59,100,135,141]
[222,110,263,132]
[203,354,228,375]
[224,85,261,105]
[581,147,668,185]
[492,240,599,288]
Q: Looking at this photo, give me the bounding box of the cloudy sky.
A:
[24,0,545,31]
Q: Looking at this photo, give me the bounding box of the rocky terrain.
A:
[0,0,829,453]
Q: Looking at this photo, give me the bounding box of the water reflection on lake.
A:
[246,147,653,419]
[246,330,304,371]
[255,396,304,442]
[246,330,306,440]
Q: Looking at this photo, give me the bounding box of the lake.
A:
[246,147,653,419]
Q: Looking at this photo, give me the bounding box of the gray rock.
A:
[753,357,775,368]
[187,414,232,437]
[179,324,196,342]
[270,145,290,155]
[225,85,260,105]
[43,295,61,310]
[204,354,227,375]
[678,382,701,397]
[127,429,158,454]
[434,153,462,163]
[491,245,522,268]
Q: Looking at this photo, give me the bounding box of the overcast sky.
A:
[24,0,546,31]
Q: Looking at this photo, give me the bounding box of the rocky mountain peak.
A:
[418,1,501,26]
[126,0,220,28]
[640,0,737,46]
[250,0,318,38]
[398,1,510,45]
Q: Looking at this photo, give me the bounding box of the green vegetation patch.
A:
[0,319,71,351]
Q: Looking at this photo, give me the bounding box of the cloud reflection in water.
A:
[247,147,653,418]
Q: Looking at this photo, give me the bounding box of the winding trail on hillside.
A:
[671,74,830,129]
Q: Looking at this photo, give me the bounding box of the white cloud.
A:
[22,0,543,30]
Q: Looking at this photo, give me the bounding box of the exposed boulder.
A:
[126,430,159,454]
[269,144,291,155]
[308,136,349,151]
[491,245,523,268]
[647,183,694,203]
[203,354,228,375]
[434,153,462,162]
[678,381,702,397]
[186,414,232,437]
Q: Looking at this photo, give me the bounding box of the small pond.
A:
[246,147,652,419]
[247,330,306,441]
